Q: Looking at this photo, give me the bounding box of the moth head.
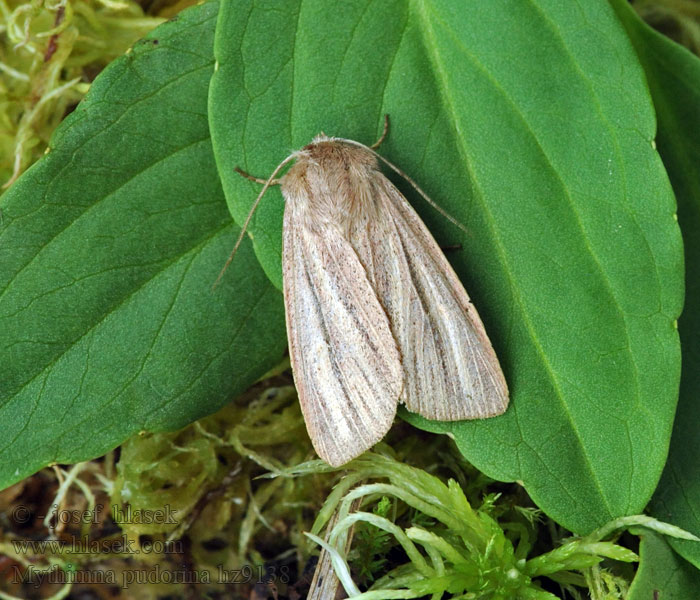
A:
[295,137,378,173]
[307,132,332,147]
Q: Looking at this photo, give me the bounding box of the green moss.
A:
[0,0,180,187]
[299,453,690,599]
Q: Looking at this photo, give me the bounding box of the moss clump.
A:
[0,0,197,187]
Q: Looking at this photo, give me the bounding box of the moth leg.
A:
[370,114,390,149]
[234,166,281,186]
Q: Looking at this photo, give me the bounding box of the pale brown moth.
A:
[226,118,508,467]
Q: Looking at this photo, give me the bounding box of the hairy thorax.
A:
[281,137,384,234]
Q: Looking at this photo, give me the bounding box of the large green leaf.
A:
[0,1,286,490]
[610,0,700,569]
[209,0,683,534]
[628,531,700,600]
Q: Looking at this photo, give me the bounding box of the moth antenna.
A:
[342,138,470,236]
[381,153,469,235]
[234,166,281,186]
[213,154,297,289]
[370,114,390,149]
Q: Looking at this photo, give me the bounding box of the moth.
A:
[228,119,508,466]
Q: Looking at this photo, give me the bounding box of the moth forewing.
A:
[329,153,508,422]
[281,144,403,467]
[236,130,508,467]
[373,179,508,419]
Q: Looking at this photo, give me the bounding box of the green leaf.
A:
[628,531,700,600]
[0,0,286,490]
[610,0,700,569]
[209,1,683,533]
